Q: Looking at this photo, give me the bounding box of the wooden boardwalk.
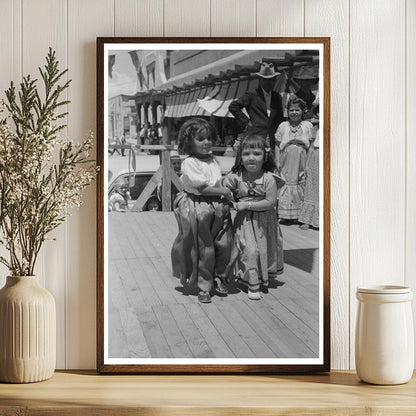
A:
[108,212,320,359]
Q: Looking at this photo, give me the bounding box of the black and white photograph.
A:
[97,38,330,373]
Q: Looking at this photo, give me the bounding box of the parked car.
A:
[108,153,235,211]
[108,154,162,211]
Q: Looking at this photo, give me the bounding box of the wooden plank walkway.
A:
[108,212,320,359]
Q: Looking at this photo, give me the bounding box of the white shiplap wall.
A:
[0,0,414,370]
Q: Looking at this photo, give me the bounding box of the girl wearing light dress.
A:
[171,118,234,304]
[275,97,314,222]
[299,126,320,229]
[223,135,284,300]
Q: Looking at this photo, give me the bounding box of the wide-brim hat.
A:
[255,62,279,78]
[293,65,319,81]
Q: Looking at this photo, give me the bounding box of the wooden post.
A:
[167,117,174,144]
[143,103,149,130]
[151,102,158,126]
[136,103,142,127]
[161,149,172,212]
[161,109,168,145]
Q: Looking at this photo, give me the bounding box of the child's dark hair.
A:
[177,118,217,155]
[231,134,276,173]
[287,96,307,113]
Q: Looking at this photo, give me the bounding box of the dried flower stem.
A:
[0,48,96,276]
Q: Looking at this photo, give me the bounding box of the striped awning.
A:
[152,59,321,119]
[135,50,321,119]
[164,78,250,119]
[164,72,293,119]
[165,85,213,118]
[197,77,252,118]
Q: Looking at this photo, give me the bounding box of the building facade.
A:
[108,94,138,140]
[127,49,319,144]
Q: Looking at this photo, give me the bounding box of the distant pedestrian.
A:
[223,136,237,157]
[149,127,160,154]
[223,135,284,300]
[139,125,147,146]
[110,136,121,156]
[157,123,163,141]
[120,134,126,156]
[291,65,319,122]
[171,118,234,303]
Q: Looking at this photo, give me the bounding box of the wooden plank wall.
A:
[0,0,413,370]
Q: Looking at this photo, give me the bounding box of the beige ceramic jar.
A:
[0,276,56,383]
[355,285,414,385]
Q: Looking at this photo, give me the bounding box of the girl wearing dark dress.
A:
[171,118,234,303]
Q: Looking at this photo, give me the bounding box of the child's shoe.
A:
[198,291,212,303]
[248,290,261,300]
[214,277,228,295]
[261,283,269,294]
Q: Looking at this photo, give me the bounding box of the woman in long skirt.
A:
[299,127,320,229]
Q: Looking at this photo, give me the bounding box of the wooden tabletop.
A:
[0,370,415,415]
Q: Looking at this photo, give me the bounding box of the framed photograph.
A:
[97,37,330,373]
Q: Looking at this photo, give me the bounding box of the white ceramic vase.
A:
[355,285,414,385]
[0,276,56,383]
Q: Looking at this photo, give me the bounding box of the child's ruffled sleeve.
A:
[222,172,238,191]
[302,121,314,148]
[181,158,209,188]
[222,172,240,200]
[275,123,284,147]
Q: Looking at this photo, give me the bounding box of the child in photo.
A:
[275,97,314,223]
[109,182,130,211]
[223,135,284,300]
[171,118,235,304]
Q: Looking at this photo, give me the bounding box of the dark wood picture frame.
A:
[97,37,330,373]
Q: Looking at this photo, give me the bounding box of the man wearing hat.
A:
[290,65,319,118]
[229,62,284,149]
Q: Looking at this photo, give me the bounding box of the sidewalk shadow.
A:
[283,248,317,273]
